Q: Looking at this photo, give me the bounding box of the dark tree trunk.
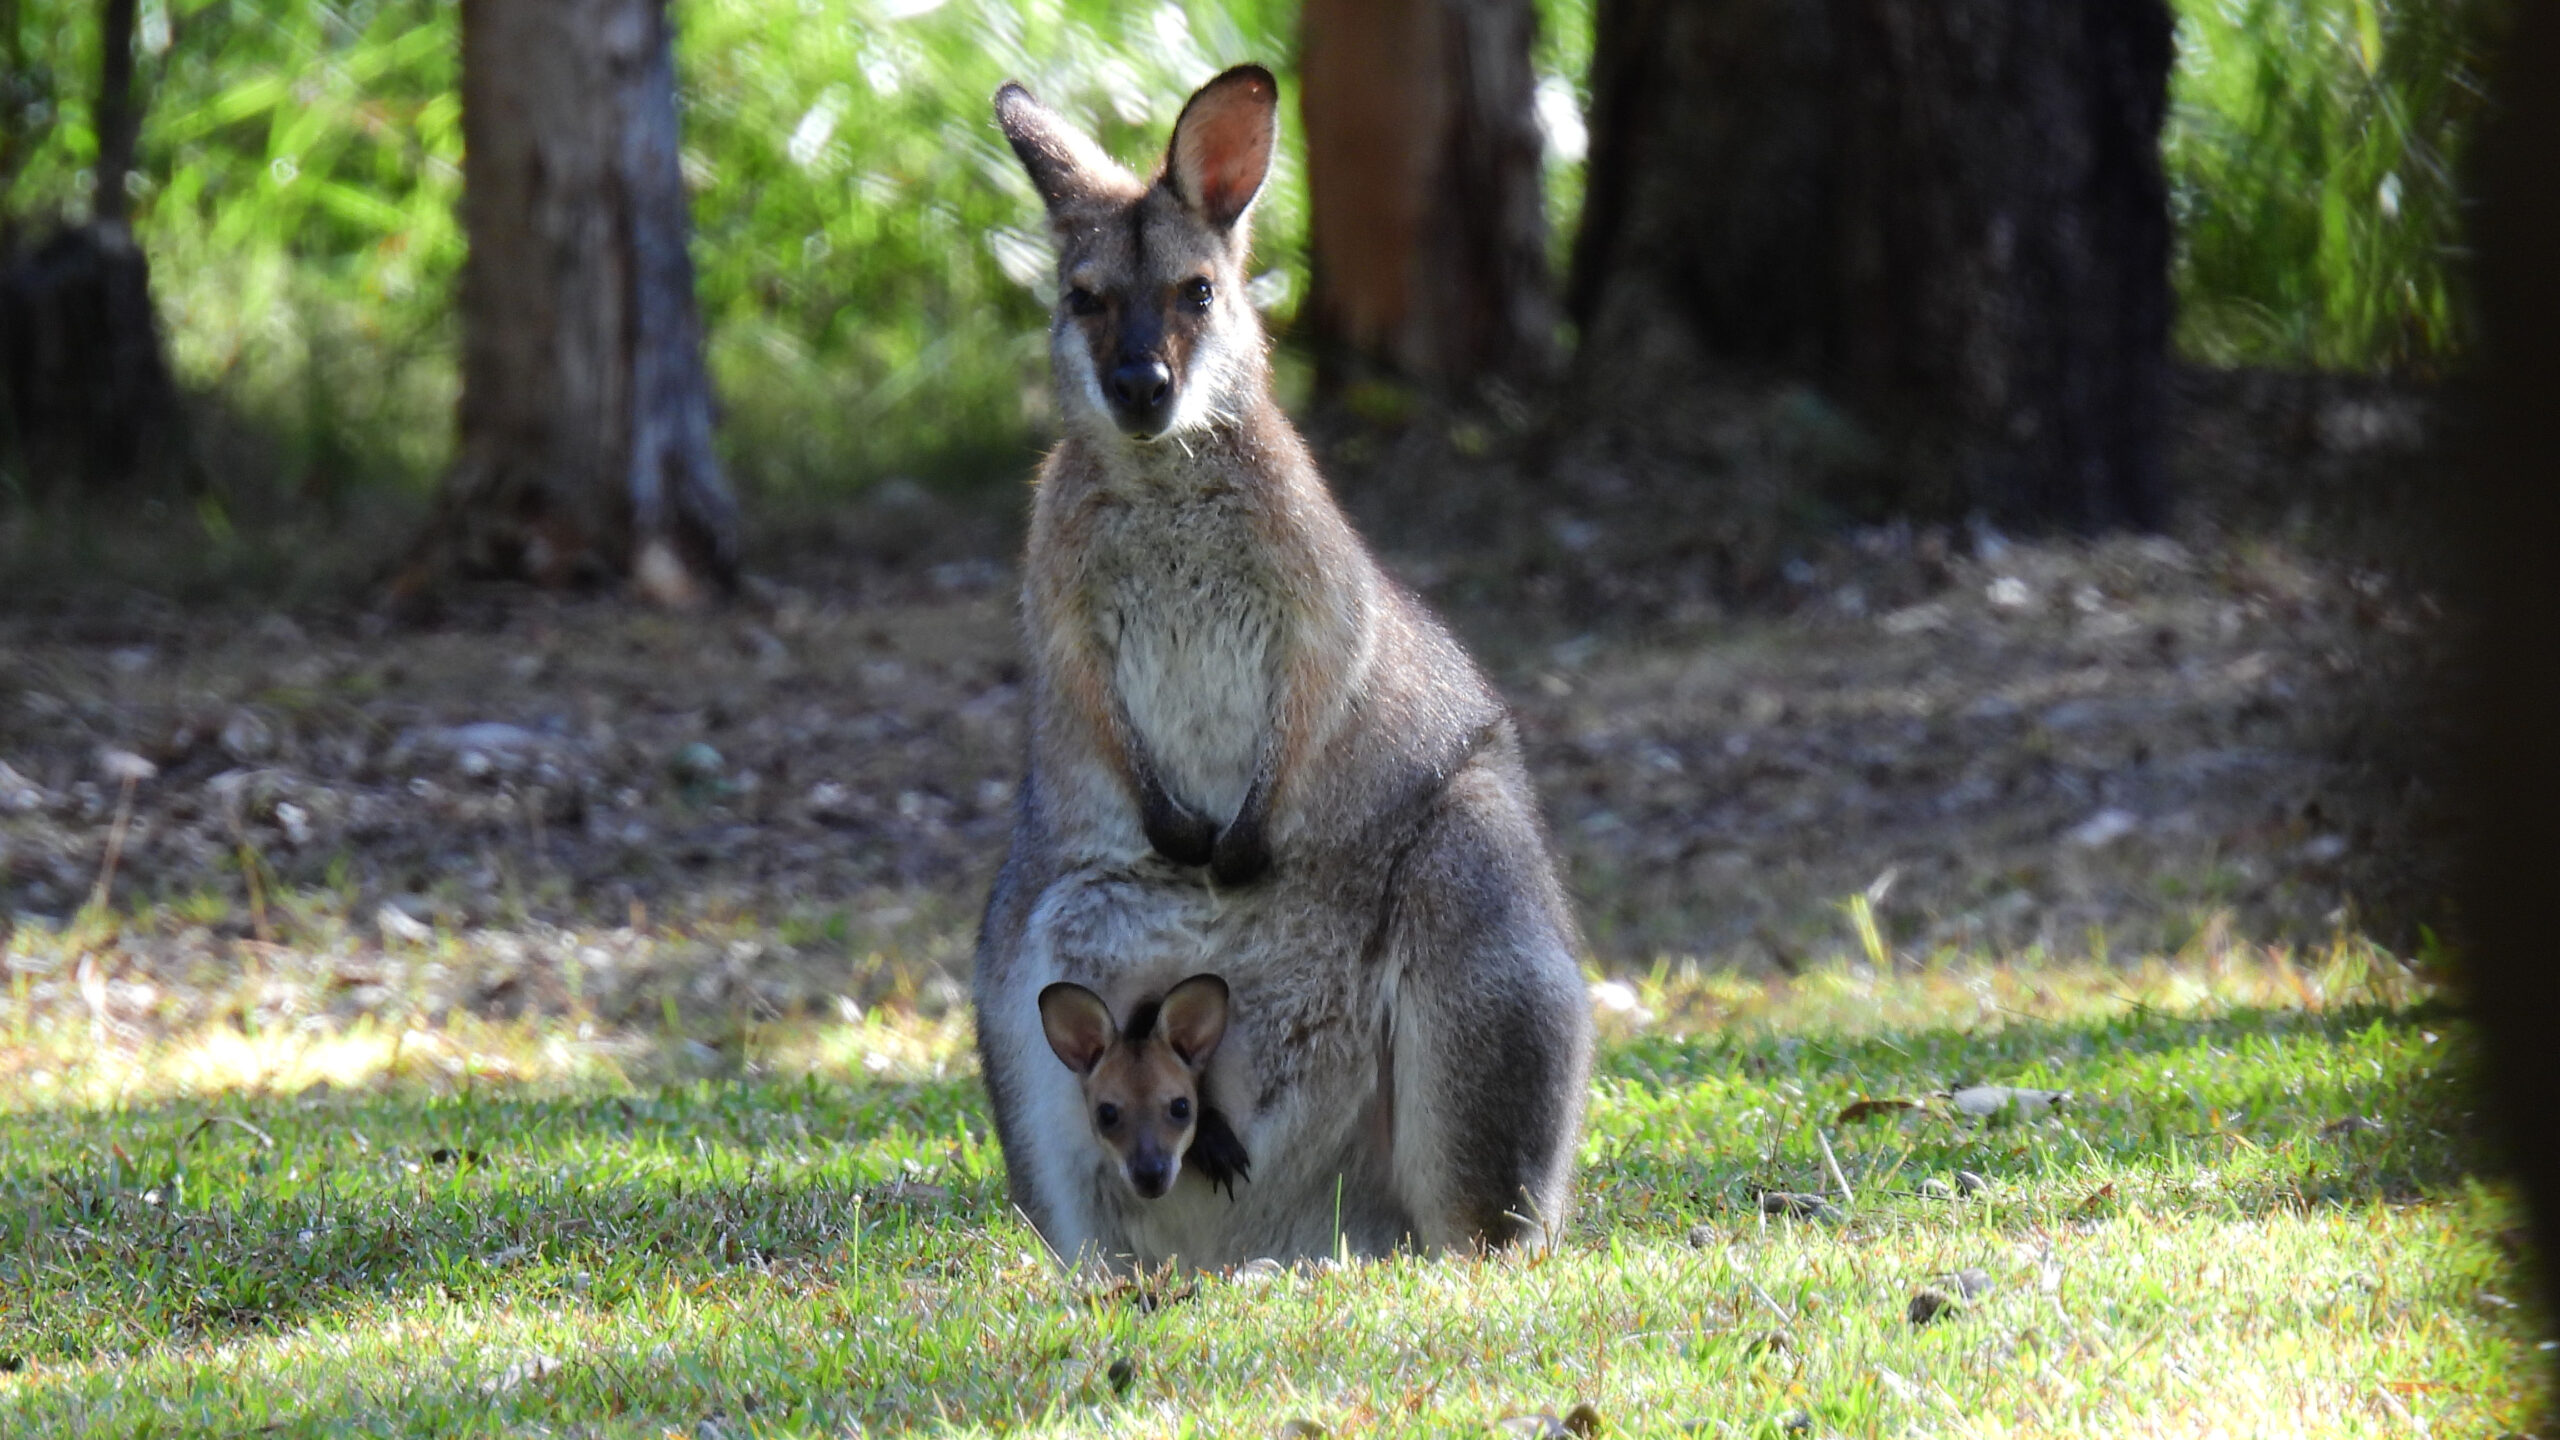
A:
[396,0,738,607]
[1832,0,2171,528]
[1300,0,1556,398]
[2469,2,2560,1418]
[0,0,193,500]
[1568,0,2173,531]
[94,0,137,228]
[1567,0,1835,373]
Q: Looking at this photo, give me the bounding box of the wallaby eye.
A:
[1095,1102,1121,1129]
[1169,1097,1192,1122]
[1067,287,1105,317]
[1182,277,1213,311]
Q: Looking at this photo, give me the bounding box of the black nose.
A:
[1129,1155,1174,1198]
[1108,359,1173,429]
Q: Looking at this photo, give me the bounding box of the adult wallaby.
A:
[972,64,1592,1274]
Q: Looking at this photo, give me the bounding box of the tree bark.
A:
[94,0,137,228]
[0,0,192,500]
[1567,0,2173,531]
[1300,0,1556,398]
[397,0,738,606]
[1566,0,1835,373]
[2468,3,2560,1416]
[1832,0,2171,528]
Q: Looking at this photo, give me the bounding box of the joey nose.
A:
[1129,1154,1174,1198]
[1107,359,1174,433]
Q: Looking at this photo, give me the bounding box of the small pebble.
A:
[1759,1191,1839,1220]
[1908,1267,1994,1325]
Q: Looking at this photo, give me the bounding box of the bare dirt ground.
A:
[0,373,2457,1040]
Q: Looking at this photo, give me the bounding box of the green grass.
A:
[0,924,2540,1437]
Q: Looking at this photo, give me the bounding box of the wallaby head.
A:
[1038,973,1231,1199]
[994,67,1278,445]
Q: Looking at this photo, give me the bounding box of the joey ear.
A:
[1157,973,1231,1070]
[994,81,1138,214]
[1037,982,1116,1076]
[1167,65,1278,231]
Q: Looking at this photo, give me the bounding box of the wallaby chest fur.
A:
[1084,473,1285,832]
[971,64,1593,1275]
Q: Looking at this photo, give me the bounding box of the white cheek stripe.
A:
[1161,303,1245,440]
[1056,325,1114,431]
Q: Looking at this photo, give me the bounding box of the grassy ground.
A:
[0,919,2537,1437]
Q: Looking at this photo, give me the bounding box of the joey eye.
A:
[1168,1097,1192,1122]
[1067,287,1105,317]
[1181,277,1213,311]
[1095,1102,1121,1129]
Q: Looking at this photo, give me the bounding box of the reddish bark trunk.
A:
[1300,0,1555,398]
[397,0,737,607]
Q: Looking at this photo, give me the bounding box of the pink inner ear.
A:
[1038,984,1115,1074]
[1179,87,1274,224]
[1160,976,1230,1067]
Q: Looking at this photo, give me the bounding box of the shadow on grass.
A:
[0,1000,2481,1370]
[0,1071,998,1363]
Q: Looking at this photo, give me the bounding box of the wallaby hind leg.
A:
[1381,760,1593,1252]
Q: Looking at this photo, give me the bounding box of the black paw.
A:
[1208,815,1271,885]
[1140,785,1217,867]
[1187,1107,1253,1200]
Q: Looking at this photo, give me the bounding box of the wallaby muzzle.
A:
[1106,305,1177,437]
[1126,1143,1177,1198]
[1107,357,1175,437]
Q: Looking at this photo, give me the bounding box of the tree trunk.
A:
[94,0,137,228]
[1832,0,2171,528]
[0,0,193,500]
[2468,3,2560,1412]
[1300,0,1556,398]
[1566,0,1835,374]
[397,0,737,607]
[1567,0,2173,531]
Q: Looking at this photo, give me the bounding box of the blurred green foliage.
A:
[2,0,465,489]
[2165,0,2497,372]
[0,0,2495,500]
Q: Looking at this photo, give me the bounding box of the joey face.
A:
[1085,1045,1201,1198]
[1038,974,1232,1202]
[995,67,1278,445]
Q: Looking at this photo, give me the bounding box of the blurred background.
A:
[0,0,2505,987]
[0,0,2488,520]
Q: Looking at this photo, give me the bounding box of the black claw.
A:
[1187,1106,1253,1200]
[1208,814,1271,885]
[1139,779,1217,867]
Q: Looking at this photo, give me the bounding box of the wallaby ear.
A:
[995,81,1138,214]
[1157,974,1231,1070]
[1167,65,1278,231]
[1038,982,1116,1076]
